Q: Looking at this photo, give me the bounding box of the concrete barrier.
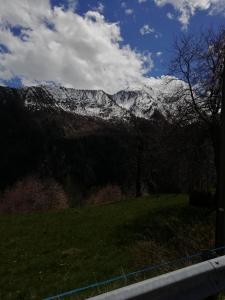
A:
[88,256,225,300]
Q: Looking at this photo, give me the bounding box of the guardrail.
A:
[88,255,225,300]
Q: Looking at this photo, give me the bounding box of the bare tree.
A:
[171,27,225,248]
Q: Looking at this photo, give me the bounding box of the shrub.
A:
[87,184,122,205]
[0,176,68,213]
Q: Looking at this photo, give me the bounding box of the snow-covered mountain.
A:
[0,79,184,121]
[23,86,129,120]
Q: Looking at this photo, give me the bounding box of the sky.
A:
[0,0,225,93]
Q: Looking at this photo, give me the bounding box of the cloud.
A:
[154,33,161,38]
[67,0,78,11]
[166,12,174,19]
[0,0,154,94]
[0,0,52,28]
[140,24,155,35]
[138,0,147,3]
[156,51,162,56]
[154,0,225,27]
[97,2,104,13]
[92,2,104,13]
[121,2,134,16]
[125,8,134,15]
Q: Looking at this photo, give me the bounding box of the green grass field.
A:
[0,194,215,299]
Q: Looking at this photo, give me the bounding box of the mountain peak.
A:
[0,84,181,121]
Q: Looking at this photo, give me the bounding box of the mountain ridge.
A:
[0,83,181,121]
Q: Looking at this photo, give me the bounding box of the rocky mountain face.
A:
[0,85,178,121]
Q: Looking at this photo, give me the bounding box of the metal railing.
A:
[88,255,225,300]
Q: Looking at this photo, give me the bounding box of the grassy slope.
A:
[0,195,215,299]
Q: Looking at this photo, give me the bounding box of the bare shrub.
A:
[0,176,68,213]
[87,185,122,205]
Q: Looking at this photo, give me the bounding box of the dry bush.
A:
[87,185,122,205]
[0,176,69,213]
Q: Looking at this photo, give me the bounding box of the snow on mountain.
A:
[0,76,186,121]
[22,86,129,120]
[114,90,160,119]
[23,85,164,120]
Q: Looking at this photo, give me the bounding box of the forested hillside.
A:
[0,86,215,211]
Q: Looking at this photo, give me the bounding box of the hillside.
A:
[0,84,215,204]
[0,195,215,300]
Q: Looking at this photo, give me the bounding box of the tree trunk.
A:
[210,123,221,202]
[135,140,143,198]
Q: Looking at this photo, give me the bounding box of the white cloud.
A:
[209,0,225,15]
[97,2,104,13]
[92,2,104,13]
[154,0,225,27]
[0,0,52,28]
[125,8,134,15]
[121,2,134,16]
[140,24,155,35]
[138,0,147,3]
[67,0,78,11]
[166,12,174,19]
[0,0,154,94]
[156,51,162,56]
